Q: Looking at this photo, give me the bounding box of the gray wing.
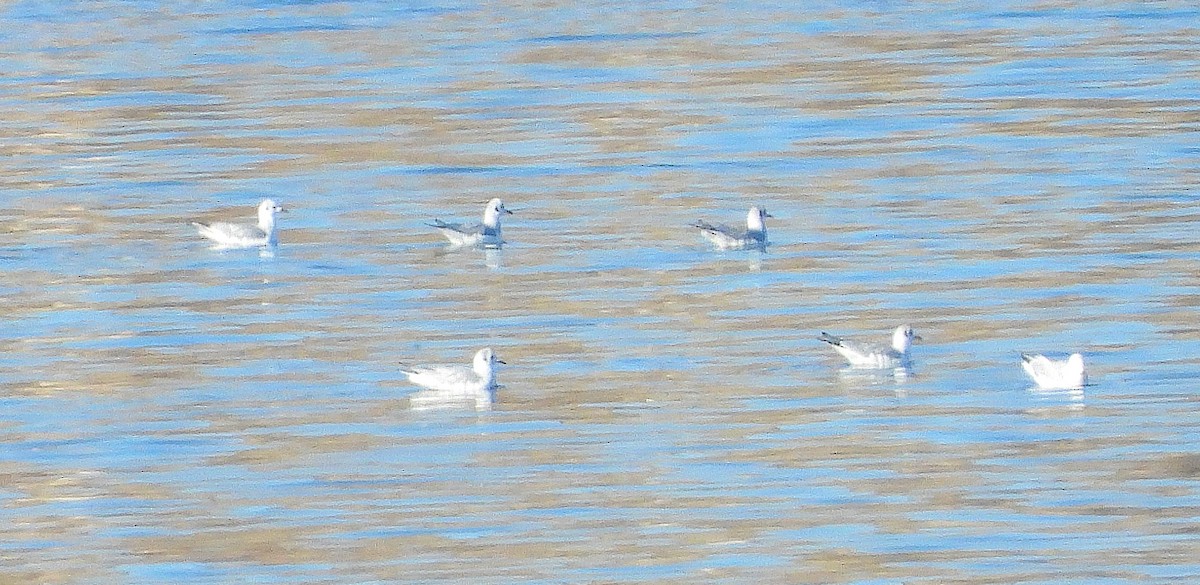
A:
[195,221,266,240]
[818,332,845,347]
[690,220,744,239]
[1021,353,1054,379]
[427,219,483,235]
[401,364,479,386]
[820,332,896,358]
[399,362,454,377]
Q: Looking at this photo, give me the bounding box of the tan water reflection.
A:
[3,1,1200,583]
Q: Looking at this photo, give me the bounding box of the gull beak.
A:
[495,358,507,365]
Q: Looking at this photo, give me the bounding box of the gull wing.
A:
[427,219,482,235]
[401,364,480,391]
[690,220,744,239]
[820,332,901,367]
[1020,353,1053,381]
[194,221,267,244]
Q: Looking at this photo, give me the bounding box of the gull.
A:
[427,198,512,248]
[819,325,920,369]
[400,348,504,402]
[1021,353,1087,390]
[691,206,772,251]
[193,199,283,248]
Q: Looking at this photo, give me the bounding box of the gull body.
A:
[691,206,771,251]
[819,325,919,369]
[193,199,282,248]
[428,198,512,248]
[400,348,504,399]
[1021,353,1087,390]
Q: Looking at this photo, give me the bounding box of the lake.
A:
[2,1,1199,583]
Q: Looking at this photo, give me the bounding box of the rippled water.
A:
[3,1,1200,583]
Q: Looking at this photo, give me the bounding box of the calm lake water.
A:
[3,1,1200,583]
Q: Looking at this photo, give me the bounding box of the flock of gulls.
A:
[194,198,1090,409]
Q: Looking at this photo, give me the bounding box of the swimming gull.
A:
[819,325,920,369]
[193,199,283,248]
[691,206,771,251]
[400,347,504,399]
[427,198,512,249]
[1021,353,1087,390]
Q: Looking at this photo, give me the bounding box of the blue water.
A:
[2,0,1199,583]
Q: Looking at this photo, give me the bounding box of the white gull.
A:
[193,199,283,248]
[1021,353,1087,390]
[819,325,920,369]
[691,206,771,251]
[400,348,504,408]
[427,198,512,249]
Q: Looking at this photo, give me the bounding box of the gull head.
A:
[473,347,505,378]
[482,198,512,226]
[892,325,920,353]
[257,199,283,231]
[747,206,772,231]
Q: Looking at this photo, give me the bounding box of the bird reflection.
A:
[484,248,503,271]
[1027,385,1085,411]
[746,249,764,271]
[836,366,911,397]
[408,387,495,411]
[424,245,504,272]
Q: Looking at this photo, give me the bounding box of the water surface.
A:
[2,1,1199,583]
